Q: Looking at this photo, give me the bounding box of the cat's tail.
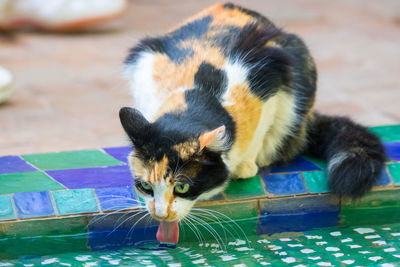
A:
[305,112,386,198]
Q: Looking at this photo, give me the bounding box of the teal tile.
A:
[52,189,98,215]
[303,171,329,193]
[224,176,266,200]
[0,172,65,194]
[388,162,400,185]
[0,195,15,220]
[369,125,400,143]
[22,150,124,171]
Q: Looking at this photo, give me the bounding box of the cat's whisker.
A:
[191,210,230,242]
[184,216,206,246]
[107,210,148,237]
[192,208,250,247]
[192,209,241,242]
[181,217,203,245]
[188,213,226,251]
[125,212,151,241]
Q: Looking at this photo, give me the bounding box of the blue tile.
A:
[257,195,340,234]
[385,142,400,161]
[374,169,391,186]
[46,165,133,189]
[266,156,321,174]
[0,156,36,174]
[95,186,138,211]
[262,173,307,196]
[13,191,55,219]
[88,212,158,250]
[103,146,132,163]
[0,195,15,220]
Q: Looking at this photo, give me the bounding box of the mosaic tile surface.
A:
[13,191,54,219]
[95,186,138,211]
[4,222,400,266]
[47,165,133,189]
[224,175,266,200]
[0,156,36,174]
[52,189,98,215]
[0,171,65,194]
[0,195,15,220]
[262,173,308,196]
[22,150,124,171]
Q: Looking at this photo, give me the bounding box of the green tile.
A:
[52,189,98,215]
[341,190,400,227]
[0,217,88,258]
[197,200,258,221]
[224,176,266,200]
[21,150,124,171]
[0,195,15,220]
[388,163,400,185]
[0,172,65,194]
[303,171,329,193]
[369,125,400,143]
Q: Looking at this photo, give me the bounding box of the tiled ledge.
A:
[0,125,400,258]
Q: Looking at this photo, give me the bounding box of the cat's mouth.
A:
[156,220,179,244]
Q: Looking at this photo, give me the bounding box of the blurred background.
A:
[1,0,399,156]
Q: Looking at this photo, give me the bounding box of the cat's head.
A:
[119,107,230,222]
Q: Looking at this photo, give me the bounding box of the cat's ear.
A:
[119,107,150,143]
[199,125,227,152]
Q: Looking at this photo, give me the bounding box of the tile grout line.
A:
[92,188,104,214]
[49,191,59,216]
[9,193,19,220]
[18,155,67,190]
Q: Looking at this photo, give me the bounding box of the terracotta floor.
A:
[1,0,399,156]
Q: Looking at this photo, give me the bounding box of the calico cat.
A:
[119,3,385,244]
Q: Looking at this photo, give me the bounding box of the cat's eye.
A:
[140,181,152,190]
[175,183,190,194]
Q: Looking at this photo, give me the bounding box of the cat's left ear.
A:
[119,107,150,144]
[199,126,228,152]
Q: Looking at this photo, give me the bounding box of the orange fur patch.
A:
[173,141,198,161]
[169,3,254,31]
[151,156,169,183]
[152,42,226,96]
[224,83,264,153]
[154,91,187,120]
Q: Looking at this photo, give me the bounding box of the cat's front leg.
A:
[231,160,259,179]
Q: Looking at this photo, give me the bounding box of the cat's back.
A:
[124,3,286,121]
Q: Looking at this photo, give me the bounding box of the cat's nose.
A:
[153,213,168,220]
[155,206,168,219]
[154,210,168,220]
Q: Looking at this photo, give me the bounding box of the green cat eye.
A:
[140,181,152,191]
[175,183,190,194]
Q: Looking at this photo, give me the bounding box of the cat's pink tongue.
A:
[156,221,179,244]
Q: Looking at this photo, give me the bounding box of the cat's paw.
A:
[232,161,258,179]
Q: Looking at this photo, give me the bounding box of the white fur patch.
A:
[221,60,248,106]
[125,52,161,121]
[328,152,352,173]
[196,182,228,201]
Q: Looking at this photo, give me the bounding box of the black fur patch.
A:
[169,16,212,40]
[174,151,228,200]
[306,112,386,198]
[194,62,227,98]
[231,23,293,100]
[124,37,165,65]
[125,16,212,64]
